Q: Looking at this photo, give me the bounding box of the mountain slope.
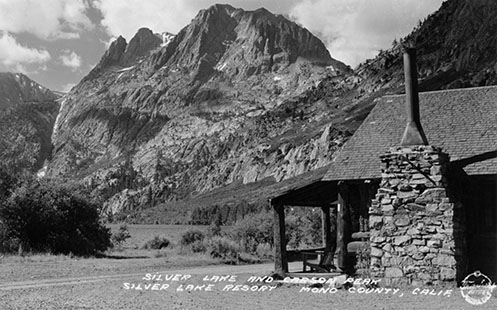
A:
[0,73,60,175]
[48,5,352,215]
[49,0,497,222]
[356,0,497,93]
[0,73,57,110]
[296,0,497,132]
[147,5,347,81]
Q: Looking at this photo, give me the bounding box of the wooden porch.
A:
[271,179,376,276]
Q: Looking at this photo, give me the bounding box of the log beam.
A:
[272,201,288,274]
[336,182,350,271]
[321,206,332,252]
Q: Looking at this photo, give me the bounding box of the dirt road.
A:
[1,261,496,310]
[0,262,285,291]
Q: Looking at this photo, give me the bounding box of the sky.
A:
[0,0,445,92]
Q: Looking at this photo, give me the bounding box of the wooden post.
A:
[321,206,332,252]
[336,181,350,271]
[272,201,288,274]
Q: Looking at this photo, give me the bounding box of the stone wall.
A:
[368,145,464,286]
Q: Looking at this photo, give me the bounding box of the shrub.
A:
[255,242,273,259]
[0,179,111,255]
[111,224,131,249]
[207,212,222,237]
[0,167,16,200]
[228,208,326,256]
[207,223,221,238]
[354,242,371,278]
[285,208,323,250]
[190,240,207,253]
[285,213,302,250]
[207,236,240,263]
[142,235,170,250]
[179,229,206,253]
[180,229,205,246]
[238,252,261,264]
[154,250,168,258]
[230,211,273,253]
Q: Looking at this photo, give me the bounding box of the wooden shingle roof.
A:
[323,86,497,181]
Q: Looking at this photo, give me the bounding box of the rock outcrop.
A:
[92,28,163,72]
[0,73,60,175]
[353,0,497,94]
[48,5,351,215]
[148,4,348,80]
[288,0,497,142]
[0,73,57,110]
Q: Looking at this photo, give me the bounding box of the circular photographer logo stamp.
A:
[460,270,496,305]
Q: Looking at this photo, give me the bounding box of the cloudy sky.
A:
[0,0,445,92]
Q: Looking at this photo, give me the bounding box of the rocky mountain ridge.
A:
[48,4,352,217]
[289,0,497,138]
[350,0,497,95]
[92,28,163,72]
[147,4,349,80]
[43,0,497,222]
[0,73,57,110]
[0,73,60,175]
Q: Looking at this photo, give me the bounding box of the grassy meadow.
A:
[0,224,227,283]
[107,224,210,250]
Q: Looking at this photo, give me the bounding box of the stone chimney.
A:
[400,47,428,146]
[368,47,467,286]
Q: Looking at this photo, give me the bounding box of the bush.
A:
[111,224,131,249]
[0,168,16,201]
[180,229,205,247]
[0,179,111,255]
[285,208,323,250]
[255,242,273,259]
[238,252,261,264]
[207,212,222,237]
[142,235,170,250]
[354,242,371,277]
[207,236,240,263]
[230,211,273,253]
[190,240,207,253]
[207,223,221,238]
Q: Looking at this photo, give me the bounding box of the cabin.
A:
[271,48,497,285]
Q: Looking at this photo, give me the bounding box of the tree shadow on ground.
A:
[95,253,150,259]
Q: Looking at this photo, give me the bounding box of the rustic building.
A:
[271,49,497,285]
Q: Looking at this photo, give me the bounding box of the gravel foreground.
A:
[1,263,496,310]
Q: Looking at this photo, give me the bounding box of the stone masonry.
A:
[369,145,464,286]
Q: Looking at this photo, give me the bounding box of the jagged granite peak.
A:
[96,36,127,69]
[94,28,162,72]
[149,4,348,79]
[0,72,59,110]
[46,0,497,220]
[122,28,163,65]
[48,4,351,216]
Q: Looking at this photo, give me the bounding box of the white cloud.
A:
[62,82,77,93]
[0,32,51,69]
[60,50,82,70]
[290,0,445,67]
[95,0,194,39]
[0,0,93,40]
[94,0,302,39]
[94,0,444,67]
[99,36,118,48]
